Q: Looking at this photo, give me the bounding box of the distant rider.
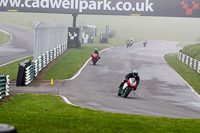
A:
[126,39,130,47]
[143,39,147,47]
[130,38,134,46]
[92,48,100,59]
[119,70,140,93]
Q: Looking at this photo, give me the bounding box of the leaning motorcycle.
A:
[92,53,99,65]
[118,78,137,98]
[143,41,147,47]
[126,42,130,48]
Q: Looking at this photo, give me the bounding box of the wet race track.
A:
[59,41,200,119]
[0,21,33,66]
[2,22,200,119]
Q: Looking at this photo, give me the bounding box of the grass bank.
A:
[1,12,200,44]
[0,57,33,81]
[42,44,109,80]
[0,45,109,80]
[164,53,200,94]
[1,93,200,133]
[181,43,200,61]
[0,31,11,45]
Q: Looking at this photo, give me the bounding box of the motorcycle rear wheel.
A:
[123,87,132,98]
[92,60,97,65]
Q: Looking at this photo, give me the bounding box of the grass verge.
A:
[0,31,11,45]
[181,43,200,61]
[0,45,108,81]
[164,53,200,94]
[1,93,200,133]
[42,44,109,80]
[0,56,33,81]
[1,12,200,44]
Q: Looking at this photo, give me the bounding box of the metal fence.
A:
[33,22,68,61]
[16,22,69,85]
[177,52,200,74]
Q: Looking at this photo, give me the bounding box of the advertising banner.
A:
[0,0,200,18]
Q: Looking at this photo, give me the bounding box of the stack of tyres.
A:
[0,75,10,99]
[16,59,31,86]
[100,33,108,43]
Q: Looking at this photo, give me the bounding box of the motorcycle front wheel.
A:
[118,87,122,96]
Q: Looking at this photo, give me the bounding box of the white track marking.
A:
[59,95,77,106]
[0,55,32,67]
[68,47,113,80]
[62,47,113,105]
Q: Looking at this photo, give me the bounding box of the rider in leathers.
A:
[119,70,140,92]
[91,48,100,59]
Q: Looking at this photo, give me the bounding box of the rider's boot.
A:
[119,82,124,89]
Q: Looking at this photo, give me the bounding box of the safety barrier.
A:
[34,43,67,77]
[16,43,67,86]
[82,32,94,44]
[177,52,200,74]
[16,59,32,86]
[0,75,10,99]
[25,64,34,85]
[16,22,68,86]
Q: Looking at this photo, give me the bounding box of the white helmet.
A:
[133,70,138,76]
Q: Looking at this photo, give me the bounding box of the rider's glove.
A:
[124,79,128,82]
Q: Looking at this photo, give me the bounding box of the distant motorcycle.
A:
[118,78,137,98]
[126,40,130,48]
[126,43,130,48]
[130,40,133,47]
[130,42,133,47]
[126,39,133,48]
[143,40,147,47]
[92,53,99,65]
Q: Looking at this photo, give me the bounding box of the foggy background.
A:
[0,12,199,45]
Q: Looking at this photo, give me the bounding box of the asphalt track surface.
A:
[2,22,200,118]
[59,41,200,119]
[0,21,33,66]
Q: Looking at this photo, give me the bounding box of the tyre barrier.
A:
[16,59,32,86]
[177,52,200,73]
[82,32,94,44]
[25,64,34,85]
[34,43,67,77]
[0,75,10,99]
[108,30,116,38]
[16,43,67,86]
[100,33,108,43]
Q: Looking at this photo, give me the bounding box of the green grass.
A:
[0,56,33,80]
[181,43,200,61]
[43,44,109,80]
[1,93,200,133]
[1,12,200,44]
[0,31,11,45]
[164,53,200,94]
[0,45,108,81]
[1,12,200,132]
